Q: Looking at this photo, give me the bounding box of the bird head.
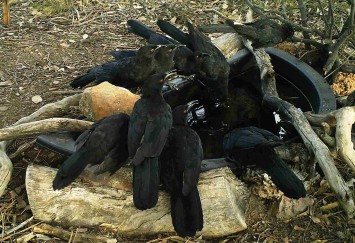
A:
[281,23,294,39]
[143,71,176,96]
[172,100,199,125]
[137,44,159,59]
[154,44,178,60]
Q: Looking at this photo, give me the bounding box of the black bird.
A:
[153,44,177,73]
[187,22,230,103]
[128,72,173,210]
[110,49,137,60]
[127,20,207,75]
[70,44,158,88]
[53,113,130,190]
[223,126,306,199]
[226,18,294,48]
[160,102,204,237]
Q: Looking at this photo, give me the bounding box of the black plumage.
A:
[153,44,177,73]
[223,126,306,199]
[110,49,137,60]
[160,103,203,237]
[127,19,178,45]
[156,19,193,49]
[225,18,294,48]
[52,113,129,190]
[128,72,173,210]
[127,19,206,75]
[187,22,230,103]
[70,44,158,88]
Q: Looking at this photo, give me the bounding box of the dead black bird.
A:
[52,113,130,190]
[160,102,204,237]
[223,126,306,199]
[70,44,158,89]
[187,22,230,103]
[128,72,173,210]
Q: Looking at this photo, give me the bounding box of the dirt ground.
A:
[0,0,354,242]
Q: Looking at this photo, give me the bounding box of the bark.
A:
[26,165,248,238]
[0,118,93,141]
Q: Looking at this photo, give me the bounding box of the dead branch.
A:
[9,139,36,159]
[244,42,354,217]
[0,118,93,141]
[33,223,117,243]
[244,0,326,38]
[305,107,355,172]
[297,0,311,49]
[324,1,355,74]
[0,94,81,197]
[2,216,34,238]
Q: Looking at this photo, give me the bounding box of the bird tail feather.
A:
[133,157,160,210]
[70,72,96,88]
[52,149,91,190]
[170,187,203,237]
[157,19,191,46]
[261,149,307,199]
[127,20,156,40]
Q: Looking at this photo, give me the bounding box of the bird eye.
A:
[159,79,164,83]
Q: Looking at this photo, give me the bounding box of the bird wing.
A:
[182,130,203,196]
[131,109,172,166]
[75,118,105,150]
[110,49,137,60]
[225,19,258,40]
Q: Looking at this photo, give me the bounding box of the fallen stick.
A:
[2,216,34,237]
[0,118,93,141]
[305,106,355,172]
[0,94,81,197]
[33,223,117,243]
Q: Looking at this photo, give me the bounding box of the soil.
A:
[0,1,354,242]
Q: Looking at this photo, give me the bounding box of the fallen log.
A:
[26,165,248,238]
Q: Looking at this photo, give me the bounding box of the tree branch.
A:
[297,0,311,49]
[0,118,93,141]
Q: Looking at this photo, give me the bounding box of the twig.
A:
[245,0,326,38]
[297,0,311,49]
[1,216,34,238]
[33,223,117,243]
[9,139,36,159]
[203,9,228,19]
[51,90,82,95]
[327,0,335,39]
[323,0,355,74]
[290,37,323,48]
[0,118,93,141]
[0,221,42,241]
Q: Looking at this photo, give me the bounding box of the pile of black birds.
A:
[52,19,306,237]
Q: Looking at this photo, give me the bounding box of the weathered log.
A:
[0,94,82,197]
[246,44,354,217]
[26,165,248,238]
[0,118,93,141]
[211,33,242,58]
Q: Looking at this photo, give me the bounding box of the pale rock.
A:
[31,95,43,104]
[277,196,314,221]
[79,82,140,121]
